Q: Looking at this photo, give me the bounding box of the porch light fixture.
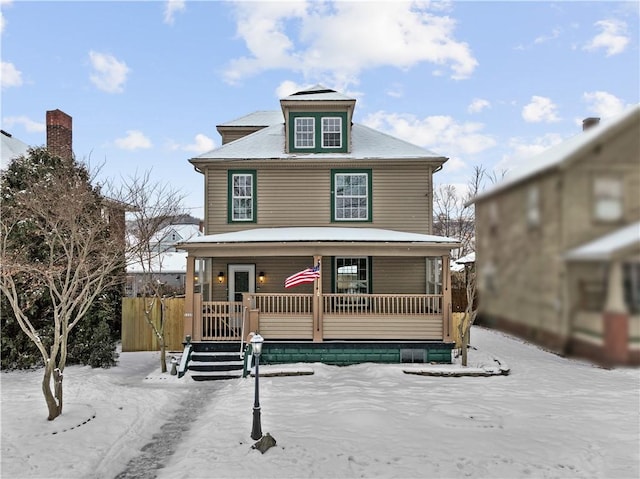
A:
[250,333,264,440]
[217,271,225,283]
[258,271,265,284]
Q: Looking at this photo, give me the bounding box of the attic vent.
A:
[291,88,336,96]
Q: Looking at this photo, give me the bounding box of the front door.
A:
[228,264,255,302]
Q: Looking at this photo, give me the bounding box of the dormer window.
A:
[289,112,348,153]
[295,117,315,148]
[322,117,342,148]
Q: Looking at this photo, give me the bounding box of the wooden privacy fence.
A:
[121,297,185,352]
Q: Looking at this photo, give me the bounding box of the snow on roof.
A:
[217,111,283,128]
[472,105,640,203]
[151,224,202,244]
[456,252,476,264]
[282,84,355,102]
[182,227,460,245]
[565,221,640,261]
[127,251,188,274]
[193,122,444,161]
[1,130,30,168]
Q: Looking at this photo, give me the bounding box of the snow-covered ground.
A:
[1,327,638,479]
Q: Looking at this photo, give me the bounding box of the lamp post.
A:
[250,333,264,440]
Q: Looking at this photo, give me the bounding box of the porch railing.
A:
[322,294,443,315]
[254,293,314,314]
[197,293,445,342]
[201,301,244,340]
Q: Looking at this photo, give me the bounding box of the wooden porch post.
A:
[184,255,195,340]
[313,255,323,342]
[442,254,453,342]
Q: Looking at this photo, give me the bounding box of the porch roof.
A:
[178,227,460,257]
[564,221,640,262]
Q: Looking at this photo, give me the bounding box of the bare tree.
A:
[109,172,187,373]
[0,149,125,420]
[457,265,478,366]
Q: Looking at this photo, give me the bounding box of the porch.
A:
[184,291,452,344]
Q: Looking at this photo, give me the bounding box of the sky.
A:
[1,0,639,218]
[1,327,639,478]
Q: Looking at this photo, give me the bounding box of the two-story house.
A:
[471,105,640,366]
[178,85,460,368]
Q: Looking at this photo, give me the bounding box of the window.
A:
[289,112,348,153]
[322,117,342,148]
[624,262,640,314]
[294,117,315,149]
[335,257,369,294]
[426,257,442,294]
[228,171,256,222]
[527,185,540,227]
[332,170,371,221]
[593,176,622,222]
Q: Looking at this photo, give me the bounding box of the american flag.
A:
[284,264,321,289]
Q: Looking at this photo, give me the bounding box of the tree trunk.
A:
[160,340,167,373]
[462,325,469,367]
[42,364,62,421]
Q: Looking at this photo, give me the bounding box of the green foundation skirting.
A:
[260,341,454,366]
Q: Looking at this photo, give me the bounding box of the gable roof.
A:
[192,121,445,164]
[565,221,640,261]
[471,104,640,204]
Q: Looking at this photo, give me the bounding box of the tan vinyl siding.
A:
[202,162,434,234]
[323,315,443,340]
[259,315,314,339]
[373,257,426,294]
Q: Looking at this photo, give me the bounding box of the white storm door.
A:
[228,264,255,302]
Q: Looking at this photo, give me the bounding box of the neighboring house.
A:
[178,85,460,368]
[126,223,202,296]
[471,106,640,366]
[1,130,30,168]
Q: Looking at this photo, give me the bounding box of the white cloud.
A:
[114,130,152,150]
[495,133,564,173]
[225,1,478,86]
[468,98,490,114]
[1,61,22,89]
[0,0,12,35]
[362,111,496,164]
[164,0,185,25]
[582,91,626,118]
[534,28,561,45]
[276,80,306,99]
[386,83,404,99]
[89,51,129,93]
[2,115,45,133]
[183,133,215,153]
[583,19,629,56]
[522,96,560,123]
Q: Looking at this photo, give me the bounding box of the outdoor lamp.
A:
[258,272,265,284]
[250,333,264,440]
[217,271,225,283]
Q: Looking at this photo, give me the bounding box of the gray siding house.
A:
[471,105,640,366]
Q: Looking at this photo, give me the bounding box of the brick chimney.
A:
[582,117,600,131]
[46,109,72,160]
